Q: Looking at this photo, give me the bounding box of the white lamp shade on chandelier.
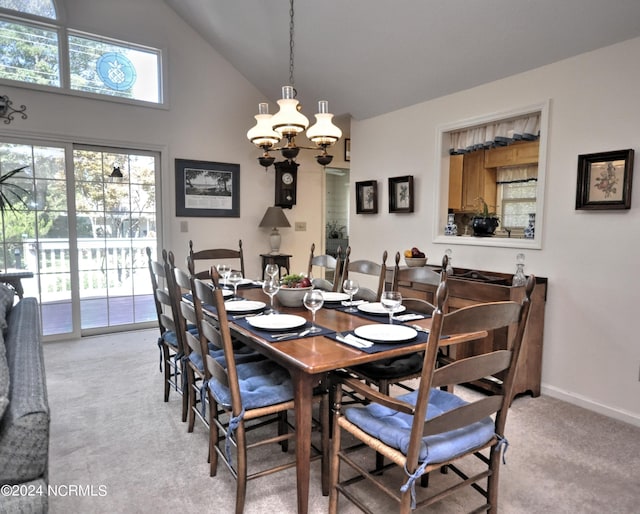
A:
[246,103,281,149]
[270,86,309,137]
[306,100,342,146]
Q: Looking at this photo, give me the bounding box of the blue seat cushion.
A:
[161,324,198,349]
[352,352,423,380]
[208,360,293,410]
[344,388,495,464]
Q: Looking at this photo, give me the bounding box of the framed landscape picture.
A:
[175,159,240,217]
[355,180,378,214]
[575,149,634,210]
[388,175,414,213]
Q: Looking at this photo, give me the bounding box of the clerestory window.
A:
[0,0,163,105]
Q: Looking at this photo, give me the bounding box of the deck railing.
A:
[19,238,157,301]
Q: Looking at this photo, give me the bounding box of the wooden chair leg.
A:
[328,412,342,514]
[162,345,171,402]
[278,411,288,452]
[235,424,247,514]
[321,393,330,496]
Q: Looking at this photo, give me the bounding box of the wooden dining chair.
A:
[160,250,193,422]
[307,242,343,291]
[329,275,535,514]
[181,257,266,433]
[340,248,387,301]
[189,239,245,279]
[195,267,329,513]
[147,248,185,406]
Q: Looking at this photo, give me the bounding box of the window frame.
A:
[0,4,167,109]
[432,100,549,250]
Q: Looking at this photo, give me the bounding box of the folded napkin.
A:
[394,313,426,322]
[341,299,368,307]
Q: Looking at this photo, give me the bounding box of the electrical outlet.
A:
[180,221,188,233]
[295,221,306,231]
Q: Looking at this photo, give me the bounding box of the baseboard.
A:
[541,384,640,428]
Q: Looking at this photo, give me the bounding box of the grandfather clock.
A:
[274,160,298,209]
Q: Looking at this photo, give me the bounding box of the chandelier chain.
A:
[288,0,295,88]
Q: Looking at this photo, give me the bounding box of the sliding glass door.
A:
[0,139,159,338]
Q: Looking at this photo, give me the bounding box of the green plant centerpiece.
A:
[326,220,346,239]
[471,197,500,237]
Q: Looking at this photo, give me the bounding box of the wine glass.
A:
[262,278,280,314]
[303,289,324,333]
[217,264,231,286]
[227,270,243,299]
[342,279,359,312]
[264,263,279,281]
[380,290,402,324]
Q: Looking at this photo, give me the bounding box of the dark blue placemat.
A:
[334,305,431,324]
[325,329,430,354]
[233,315,333,341]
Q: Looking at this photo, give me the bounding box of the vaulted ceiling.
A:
[164,0,640,120]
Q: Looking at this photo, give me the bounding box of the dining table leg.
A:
[292,369,322,514]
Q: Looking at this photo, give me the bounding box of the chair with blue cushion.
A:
[146,247,187,410]
[199,267,329,513]
[329,275,535,514]
[181,261,265,433]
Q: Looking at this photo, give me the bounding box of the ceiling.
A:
[164,0,640,120]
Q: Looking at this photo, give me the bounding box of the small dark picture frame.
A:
[175,159,240,217]
[344,138,351,162]
[388,175,414,213]
[355,180,378,214]
[576,149,634,210]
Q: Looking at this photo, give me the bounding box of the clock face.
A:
[282,172,294,185]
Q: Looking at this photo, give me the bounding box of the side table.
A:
[260,254,292,280]
[0,270,34,299]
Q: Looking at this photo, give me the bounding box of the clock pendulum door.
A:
[274,161,298,208]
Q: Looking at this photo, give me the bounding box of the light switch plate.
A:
[295,221,306,231]
[180,221,188,233]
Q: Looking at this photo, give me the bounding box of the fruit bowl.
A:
[404,257,427,267]
[276,286,313,307]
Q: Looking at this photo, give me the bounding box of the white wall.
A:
[350,37,640,426]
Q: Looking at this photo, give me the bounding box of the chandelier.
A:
[247,0,342,169]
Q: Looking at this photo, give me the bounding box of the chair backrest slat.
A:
[422,396,505,437]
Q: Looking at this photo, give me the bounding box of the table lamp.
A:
[259,206,291,254]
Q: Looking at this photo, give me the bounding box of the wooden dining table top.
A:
[228,286,485,376]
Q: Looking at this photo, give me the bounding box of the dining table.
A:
[213,285,487,514]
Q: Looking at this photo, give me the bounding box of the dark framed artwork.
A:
[575,149,634,210]
[355,180,378,214]
[344,138,351,162]
[388,175,414,213]
[175,159,240,217]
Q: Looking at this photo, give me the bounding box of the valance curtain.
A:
[448,113,540,154]
[496,164,538,184]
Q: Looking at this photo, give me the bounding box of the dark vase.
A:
[471,216,499,237]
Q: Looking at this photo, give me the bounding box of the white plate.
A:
[354,324,418,343]
[221,278,254,287]
[248,314,307,331]
[321,292,350,302]
[224,300,266,313]
[357,302,407,316]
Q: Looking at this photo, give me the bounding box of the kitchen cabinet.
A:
[448,150,497,213]
[394,266,547,398]
[484,140,539,168]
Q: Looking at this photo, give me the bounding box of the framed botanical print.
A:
[575,149,634,210]
[388,175,414,213]
[175,159,240,217]
[355,180,378,214]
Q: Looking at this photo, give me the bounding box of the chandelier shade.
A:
[306,100,342,146]
[246,103,281,149]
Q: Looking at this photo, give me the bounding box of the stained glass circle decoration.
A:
[96,52,137,91]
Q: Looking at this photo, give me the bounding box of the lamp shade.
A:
[270,86,309,137]
[259,206,291,229]
[247,103,281,149]
[306,100,342,146]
